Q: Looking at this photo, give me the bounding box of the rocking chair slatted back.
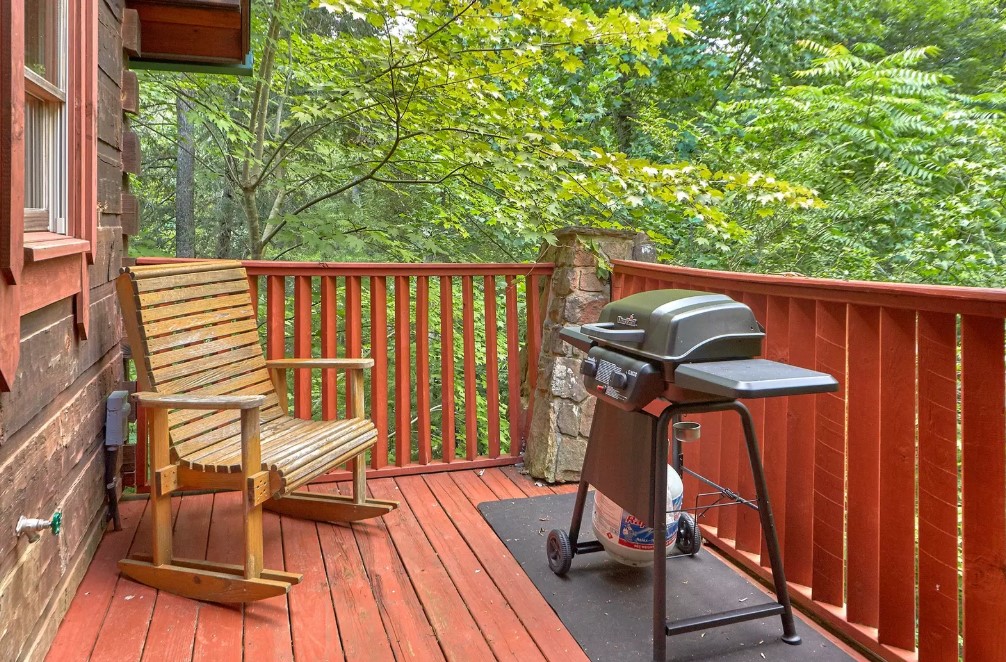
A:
[118,261,285,464]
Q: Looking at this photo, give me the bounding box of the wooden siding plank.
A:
[735,292,766,555]
[320,276,338,420]
[397,475,546,661]
[695,410,723,531]
[440,276,457,462]
[811,300,847,607]
[415,276,432,465]
[293,276,312,419]
[484,276,501,457]
[370,276,389,468]
[844,304,881,628]
[877,307,917,650]
[426,471,589,662]
[917,311,959,662]
[462,276,479,460]
[960,315,1006,662]
[368,479,494,660]
[394,276,412,467]
[784,298,816,587]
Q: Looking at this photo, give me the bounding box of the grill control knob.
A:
[580,358,598,377]
[608,372,628,389]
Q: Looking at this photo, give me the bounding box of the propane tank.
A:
[591,467,684,566]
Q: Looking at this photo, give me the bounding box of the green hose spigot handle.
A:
[50,511,62,536]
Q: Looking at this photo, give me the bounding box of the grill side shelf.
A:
[673,359,838,399]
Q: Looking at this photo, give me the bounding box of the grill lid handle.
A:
[580,322,646,344]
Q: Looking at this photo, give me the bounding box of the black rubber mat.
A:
[479,491,856,661]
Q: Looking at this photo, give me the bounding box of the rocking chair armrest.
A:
[266,358,374,371]
[133,392,266,411]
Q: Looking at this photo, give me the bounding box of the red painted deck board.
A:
[49,466,854,662]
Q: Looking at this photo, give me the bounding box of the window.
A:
[23,0,67,234]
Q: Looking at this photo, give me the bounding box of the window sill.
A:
[24,233,91,263]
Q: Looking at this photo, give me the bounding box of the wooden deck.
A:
[47,467,587,662]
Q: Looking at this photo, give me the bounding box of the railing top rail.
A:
[613,260,1006,317]
[135,257,554,277]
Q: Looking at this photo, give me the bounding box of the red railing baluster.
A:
[247,274,259,322]
[370,276,389,469]
[462,276,478,461]
[878,307,916,650]
[811,300,847,607]
[760,294,790,567]
[916,311,958,661]
[484,276,501,458]
[266,275,285,362]
[440,276,456,462]
[293,275,312,419]
[394,275,411,467]
[960,314,1006,661]
[845,304,881,628]
[505,276,521,456]
[784,297,816,588]
[320,276,338,421]
[526,275,541,394]
[415,277,431,465]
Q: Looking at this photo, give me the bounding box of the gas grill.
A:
[547,289,838,661]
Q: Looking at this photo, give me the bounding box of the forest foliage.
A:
[133,0,1006,287]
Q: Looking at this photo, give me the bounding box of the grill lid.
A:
[580,289,764,364]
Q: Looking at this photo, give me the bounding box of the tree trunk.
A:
[215,187,237,258]
[175,96,196,257]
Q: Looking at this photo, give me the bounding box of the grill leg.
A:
[735,402,801,645]
[653,413,670,662]
[567,478,591,546]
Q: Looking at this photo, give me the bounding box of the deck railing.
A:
[132,258,552,487]
[612,259,1006,662]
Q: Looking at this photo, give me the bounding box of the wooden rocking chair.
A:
[116,260,397,603]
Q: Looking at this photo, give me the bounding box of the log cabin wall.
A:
[0,1,136,658]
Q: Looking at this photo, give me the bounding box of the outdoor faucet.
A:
[16,511,62,543]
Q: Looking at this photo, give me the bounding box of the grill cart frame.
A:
[548,290,838,661]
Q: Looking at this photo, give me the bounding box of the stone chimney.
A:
[523,227,655,483]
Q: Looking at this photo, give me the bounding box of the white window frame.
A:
[23,0,68,236]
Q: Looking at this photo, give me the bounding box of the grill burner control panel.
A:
[580,346,664,411]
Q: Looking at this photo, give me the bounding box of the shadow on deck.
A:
[46,468,859,661]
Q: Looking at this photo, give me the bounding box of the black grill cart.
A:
[547,290,838,661]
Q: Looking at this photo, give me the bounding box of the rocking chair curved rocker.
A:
[116,260,396,603]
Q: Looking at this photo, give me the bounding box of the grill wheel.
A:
[547,529,573,575]
[675,513,702,556]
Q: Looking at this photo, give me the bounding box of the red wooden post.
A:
[526,275,541,393]
[266,276,285,360]
[440,276,456,462]
[484,276,501,458]
[415,277,431,465]
[916,311,959,661]
[462,276,478,460]
[960,315,1006,661]
[293,276,312,419]
[845,304,881,628]
[247,275,259,323]
[394,275,411,467]
[784,298,816,587]
[877,307,916,650]
[320,276,338,421]
[812,300,847,607]
[735,292,766,555]
[760,295,789,567]
[370,276,389,468]
[504,276,521,456]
